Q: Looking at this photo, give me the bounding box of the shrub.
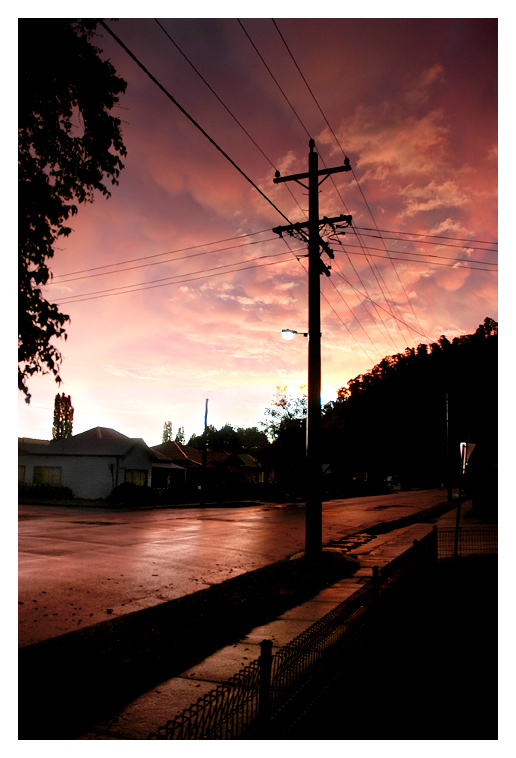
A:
[18,484,74,501]
[107,482,155,506]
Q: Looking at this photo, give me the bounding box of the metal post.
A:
[259,639,273,725]
[306,139,322,558]
[372,565,380,601]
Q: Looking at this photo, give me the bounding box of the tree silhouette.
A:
[52,393,74,439]
[320,318,498,495]
[162,421,173,443]
[261,385,308,442]
[18,19,127,402]
[175,426,186,444]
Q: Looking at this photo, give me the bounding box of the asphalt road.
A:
[19,489,447,647]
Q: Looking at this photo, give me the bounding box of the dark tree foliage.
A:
[259,386,308,496]
[175,426,186,444]
[234,426,269,457]
[321,317,498,502]
[188,424,242,452]
[52,393,74,439]
[187,423,268,456]
[18,19,127,402]
[261,385,307,442]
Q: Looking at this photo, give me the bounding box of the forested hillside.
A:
[319,317,497,508]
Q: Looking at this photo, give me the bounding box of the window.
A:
[125,469,147,487]
[33,466,62,485]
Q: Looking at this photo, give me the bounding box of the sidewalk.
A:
[77,499,486,740]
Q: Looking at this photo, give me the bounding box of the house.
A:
[18,427,183,500]
[151,442,265,488]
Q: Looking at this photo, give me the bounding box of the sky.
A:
[17,14,499,447]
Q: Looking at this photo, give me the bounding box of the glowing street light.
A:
[282,329,308,340]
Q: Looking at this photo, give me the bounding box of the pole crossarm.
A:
[273,158,351,186]
[272,213,352,238]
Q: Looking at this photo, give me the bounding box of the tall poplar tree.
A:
[162,421,173,443]
[52,393,74,439]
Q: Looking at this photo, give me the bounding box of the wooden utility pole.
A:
[273,139,352,557]
[200,398,208,506]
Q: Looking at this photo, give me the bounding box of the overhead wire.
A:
[48,221,496,290]
[239,19,404,351]
[81,21,493,357]
[271,18,428,342]
[49,235,283,285]
[54,249,300,306]
[99,20,293,227]
[154,18,307,221]
[330,262,428,340]
[50,229,274,279]
[322,278,385,362]
[354,227,498,249]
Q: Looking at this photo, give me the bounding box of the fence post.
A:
[432,525,438,562]
[259,639,273,726]
[372,565,380,602]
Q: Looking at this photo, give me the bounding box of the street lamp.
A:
[282,329,308,340]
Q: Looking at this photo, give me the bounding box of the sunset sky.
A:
[18,15,499,447]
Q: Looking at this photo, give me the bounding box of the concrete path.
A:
[77,501,481,740]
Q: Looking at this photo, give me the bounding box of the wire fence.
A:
[148,523,497,740]
[437,526,498,559]
[148,530,430,739]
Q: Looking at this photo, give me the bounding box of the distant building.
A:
[152,441,265,488]
[18,427,181,500]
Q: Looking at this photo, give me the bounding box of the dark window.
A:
[125,469,147,486]
[33,466,62,485]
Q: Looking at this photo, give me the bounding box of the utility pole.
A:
[200,398,208,506]
[273,139,352,557]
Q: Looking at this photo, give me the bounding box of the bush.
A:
[107,482,155,506]
[18,484,74,501]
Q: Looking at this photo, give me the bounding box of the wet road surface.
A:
[19,489,447,646]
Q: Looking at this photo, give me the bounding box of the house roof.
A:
[18,438,51,455]
[151,443,260,470]
[151,441,201,466]
[20,427,175,465]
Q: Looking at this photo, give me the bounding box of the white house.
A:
[18,426,182,500]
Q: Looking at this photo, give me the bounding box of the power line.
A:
[237,19,311,139]
[100,19,292,226]
[49,220,496,287]
[330,263,428,341]
[154,18,307,221]
[271,19,419,347]
[350,231,498,256]
[240,19,405,351]
[354,227,498,249]
[271,19,347,157]
[322,279,384,362]
[335,244,497,272]
[53,250,300,305]
[324,233,498,269]
[49,236,282,285]
[51,229,273,279]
